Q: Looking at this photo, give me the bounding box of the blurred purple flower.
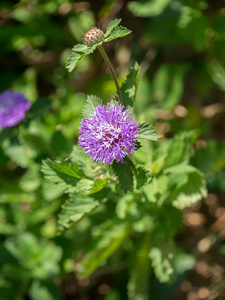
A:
[78,103,139,164]
[0,90,31,128]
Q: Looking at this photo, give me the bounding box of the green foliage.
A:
[2,1,223,298]
[168,165,207,209]
[81,95,102,118]
[137,123,161,141]
[78,222,130,278]
[5,232,62,280]
[41,159,83,193]
[66,44,94,72]
[104,19,131,42]
[151,133,195,174]
[149,241,175,283]
[66,19,131,72]
[29,280,60,300]
[111,157,134,193]
[128,0,172,17]
[58,188,110,232]
[120,62,140,108]
[127,234,151,300]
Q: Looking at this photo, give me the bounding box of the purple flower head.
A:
[78,103,139,164]
[0,90,31,128]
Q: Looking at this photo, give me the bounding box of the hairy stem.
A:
[98,45,122,105]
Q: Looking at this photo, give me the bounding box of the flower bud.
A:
[83,28,104,46]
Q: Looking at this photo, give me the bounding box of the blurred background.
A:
[0,0,225,299]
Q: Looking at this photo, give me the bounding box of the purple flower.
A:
[78,103,139,164]
[0,90,31,128]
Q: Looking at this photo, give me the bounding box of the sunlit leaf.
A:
[137,123,161,141]
[66,44,88,72]
[105,19,122,37]
[58,188,110,232]
[41,159,83,194]
[81,95,102,119]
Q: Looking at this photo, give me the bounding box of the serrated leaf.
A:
[104,26,131,43]
[111,156,134,193]
[75,177,108,195]
[58,188,110,232]
[41,159,83,194]
[81,95,102,118]
[136,123,161,141]
[46,159,84,179]
[105,19,122,37]
[120,62,140,108]
[149,240,175,283]
[78,222,130,278]
[42,180,64,202]
[66,44,88,72]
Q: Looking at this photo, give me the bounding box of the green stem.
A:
[98,45,122,105]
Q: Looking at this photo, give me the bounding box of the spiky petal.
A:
[78,103,139,164]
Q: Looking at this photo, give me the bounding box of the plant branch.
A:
[98,45,122,105]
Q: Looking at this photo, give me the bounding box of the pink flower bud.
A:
[83,28,104,46]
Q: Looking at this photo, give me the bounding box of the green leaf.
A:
[81,95,102,119]
[78,222,130,278]
[45,159,84,179]
[152,132,195,174]
[128,234,151,300]
[58,188,110,231]
[104,23,131,43]
[105,19,122,37]
[167,165,207,209]
[128,0,172,17]
[120,62,140,108]
[41,159,83,194]
[111,156,134,193]
[42,180,64,202]
[66,44,88,72]
[149,240,175,283]
[66,19,131,72]
[75,177,108,195]
[143,175,169,203]
[136,123,161,141]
